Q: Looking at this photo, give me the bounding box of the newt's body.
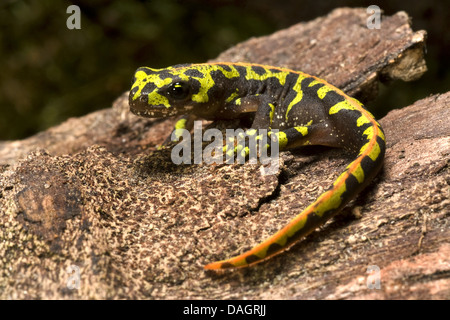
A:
[129,62,385,270]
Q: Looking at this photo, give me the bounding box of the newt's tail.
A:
[204,111,385,270]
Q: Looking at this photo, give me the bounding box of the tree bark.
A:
[2,8,447,300]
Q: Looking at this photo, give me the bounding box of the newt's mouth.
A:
[129,100,177,118]
[128,87,172,118]
[129,105,179,118]
[129,89,195,118]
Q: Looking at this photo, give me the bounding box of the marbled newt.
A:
[129,62,386,270]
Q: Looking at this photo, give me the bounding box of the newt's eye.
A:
[167,82,190,100]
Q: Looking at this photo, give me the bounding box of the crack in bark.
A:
[249,166,290,214]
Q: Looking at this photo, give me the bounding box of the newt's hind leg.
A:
[273,121,346,150]
[224,121,342,160]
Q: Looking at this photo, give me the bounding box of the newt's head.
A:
[129,64,204,118]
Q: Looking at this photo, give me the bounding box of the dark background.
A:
[1,0,449,140]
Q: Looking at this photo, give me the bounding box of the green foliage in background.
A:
[1,0,448,140]
[0,0,276,140]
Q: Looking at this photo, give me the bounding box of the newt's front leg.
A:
[158,114,197,149]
